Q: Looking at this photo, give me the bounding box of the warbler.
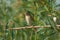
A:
[24,11,34,26]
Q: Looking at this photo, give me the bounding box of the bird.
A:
[53,16,57,22]
[24,11,34,26]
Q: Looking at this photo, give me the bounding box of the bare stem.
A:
[8,25,60,30]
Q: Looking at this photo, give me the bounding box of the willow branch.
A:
[9,25,60,30]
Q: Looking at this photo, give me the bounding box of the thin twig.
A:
[9,25,60,30]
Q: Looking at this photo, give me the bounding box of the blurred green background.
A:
[0,0,60,40]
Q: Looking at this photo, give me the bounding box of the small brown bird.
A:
[24,11,34,26]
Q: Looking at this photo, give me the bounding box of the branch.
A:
[9,25,60,30]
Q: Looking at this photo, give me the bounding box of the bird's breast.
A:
[25,16,30,25]
[53,17,57,22]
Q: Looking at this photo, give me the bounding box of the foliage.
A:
[0,0,60,40]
